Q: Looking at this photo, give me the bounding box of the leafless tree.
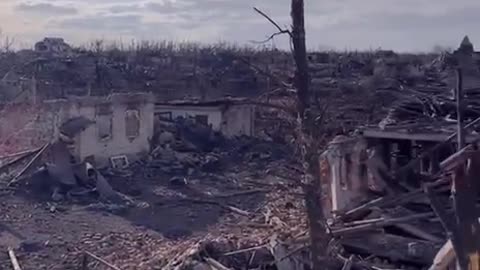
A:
[0,28,15,52]
[254,1,331,269]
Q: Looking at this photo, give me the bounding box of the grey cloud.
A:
[330,7,480,31]
[316,5,480,51]
[15,2,78,15]
[109,4,143,14]
[55,14,143,33]
[9,0,480,52]
[144,1,179,14]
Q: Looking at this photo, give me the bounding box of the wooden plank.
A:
[8,247,22,270]
[205,257,232,270]
[456,68,465,150]
[424,185,462,264]
[8,143,50,186]
[362,129,466,143]
[84,251,121,270]
[0,147,42,160]
[338,178,449,220]
[429,240,456,270]
[393,116,480,178]
[392,222,444,243]
[0,150,38,174]
[332,212,435,236]
[440,145,474,171]
[340,233,437,265]
[341,255,354,270]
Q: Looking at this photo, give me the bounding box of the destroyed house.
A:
[321,37,480,216]
[322,93,480,216]
[0,93,155,167]
[319,104,480,268]
[68,93,155,166]
[318,58,480,267]
[155,98,255,137]
[34,37,72,54]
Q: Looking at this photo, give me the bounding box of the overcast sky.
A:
[0,0,479,52]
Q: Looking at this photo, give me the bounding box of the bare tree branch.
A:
[249,30,291,44]
[253,7,292,38]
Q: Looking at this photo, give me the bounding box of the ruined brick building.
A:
[0,93,155,167]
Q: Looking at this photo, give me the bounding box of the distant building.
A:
[34,38,72,55]
[155,98,255,137]
[447,35,480,91]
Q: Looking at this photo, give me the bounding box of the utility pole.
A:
[456,68,465,150]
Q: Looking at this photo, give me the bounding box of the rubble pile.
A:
[0,112,312,269]
[316,135,480,269]
[328,182,448,269]
[379,86,480,130]
[54,146,309,269]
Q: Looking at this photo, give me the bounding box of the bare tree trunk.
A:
[291,0,309,116]
[291,1,330,269]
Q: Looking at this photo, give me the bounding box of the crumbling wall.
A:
[71,93,155,166]
[319,136,370,218]
[221,104,255,137]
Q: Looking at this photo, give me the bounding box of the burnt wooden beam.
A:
[340,233,438,265]
[394,116,480,180]
[337,178,449,220]
[391,221,444,244]
[424,185,461,251]
[332,212,436,236]
[440,144,474,171]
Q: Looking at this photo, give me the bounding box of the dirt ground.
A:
[0,145,303,270]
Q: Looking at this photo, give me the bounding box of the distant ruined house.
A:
[35,38,72,55]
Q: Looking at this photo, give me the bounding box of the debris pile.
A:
[319,136,480,269]
[379,86,480,130]
[0,109,311,270]
[328,183,447,269]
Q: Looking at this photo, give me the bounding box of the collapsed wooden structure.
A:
[320,65,480,268]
